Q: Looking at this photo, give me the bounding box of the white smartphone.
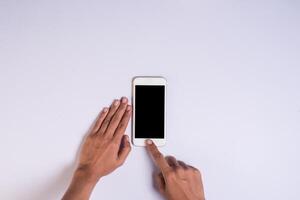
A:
[132,76,167,146]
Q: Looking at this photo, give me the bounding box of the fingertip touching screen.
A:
[135,85,165,138]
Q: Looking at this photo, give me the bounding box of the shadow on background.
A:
[12,114,100,200]
[16,163,76,200]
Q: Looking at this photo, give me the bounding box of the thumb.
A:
[118,135,131,165]
[154,172,166,195]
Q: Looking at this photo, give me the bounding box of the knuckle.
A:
[192,168,201,175]
[91,129,98,135]
[177,167,185,174]
[109,119,117,126]
[112,139,120,145]
[102,136,110,143]
[165,170,176,179]
[124,110,130,116]
[87,133,95,139]
[98,129,105,135]
[99,113,106,120]
[153,152,163,160]
[102,119,110,127]
[118,122,126,129]
[165,155,173,160]
[102,135,112,143]
[114,113,122,120]
[113,133,122,141]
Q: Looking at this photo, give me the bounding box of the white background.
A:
[0,1,300,200]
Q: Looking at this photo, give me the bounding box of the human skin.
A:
[146,140,205,200]
[62,96,205,200]
[62,97,132,200]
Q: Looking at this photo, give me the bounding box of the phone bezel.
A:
[132,76,167,147]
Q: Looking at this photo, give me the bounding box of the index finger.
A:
[146,140,170,173]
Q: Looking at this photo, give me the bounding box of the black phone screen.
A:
[135,85,165,138]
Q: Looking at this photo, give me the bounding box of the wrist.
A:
[62,168,99,200]
[74,166,100,185]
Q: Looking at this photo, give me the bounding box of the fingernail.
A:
[103,107,108,113]
[126,105,131,111]
[114,100,120,106]
[146,139,153,145]
[121,97,128,103]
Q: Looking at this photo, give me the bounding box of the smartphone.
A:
[132,76,167,146]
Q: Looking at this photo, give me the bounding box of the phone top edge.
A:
[132,76,167,84]
[133,77,167,85]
